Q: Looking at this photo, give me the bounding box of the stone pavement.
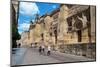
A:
[11,47,95,66]
[11,48,27,65]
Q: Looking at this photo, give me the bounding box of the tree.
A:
[12,24,21,48]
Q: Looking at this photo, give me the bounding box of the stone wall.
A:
[26,4,96,59]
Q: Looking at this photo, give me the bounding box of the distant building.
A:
[17,31,30,47]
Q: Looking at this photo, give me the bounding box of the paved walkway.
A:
[11,47,95,66]
[11,48,27,65]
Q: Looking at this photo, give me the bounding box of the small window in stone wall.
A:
[67,17,72,31]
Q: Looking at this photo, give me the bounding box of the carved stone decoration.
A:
[72,17,75,30]
[72,17,75,25]
[77,13,88,28]
[74,16,83,30]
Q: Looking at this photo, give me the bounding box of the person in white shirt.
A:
[42,45,45,52]
[47,46,51,56]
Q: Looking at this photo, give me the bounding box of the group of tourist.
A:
[30,39,52,56]
[39,45,51,56]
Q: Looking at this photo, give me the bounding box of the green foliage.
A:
[12,25,21,40]
[12,23,21,48]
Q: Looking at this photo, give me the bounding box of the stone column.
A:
[86,6,96,58]
[59,5,69,36]
[58,5,69,52]
[90,6,96,42]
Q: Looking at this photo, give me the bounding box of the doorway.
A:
[77,30,82,42]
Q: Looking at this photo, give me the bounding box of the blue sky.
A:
[18,2,60,34]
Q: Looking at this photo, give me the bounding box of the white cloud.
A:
[18,23,30,32]
[18,30,23,34]
[19,2,39,16]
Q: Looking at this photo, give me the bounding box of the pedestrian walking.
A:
[39,46,42,54]
[47,46,51,56]
[18,43,21,48]
[42,45,45,53]
[40,39,45,54]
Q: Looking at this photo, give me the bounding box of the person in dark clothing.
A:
[39,46,42,54]
[18,43,21,48]
[47,51,50,56]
